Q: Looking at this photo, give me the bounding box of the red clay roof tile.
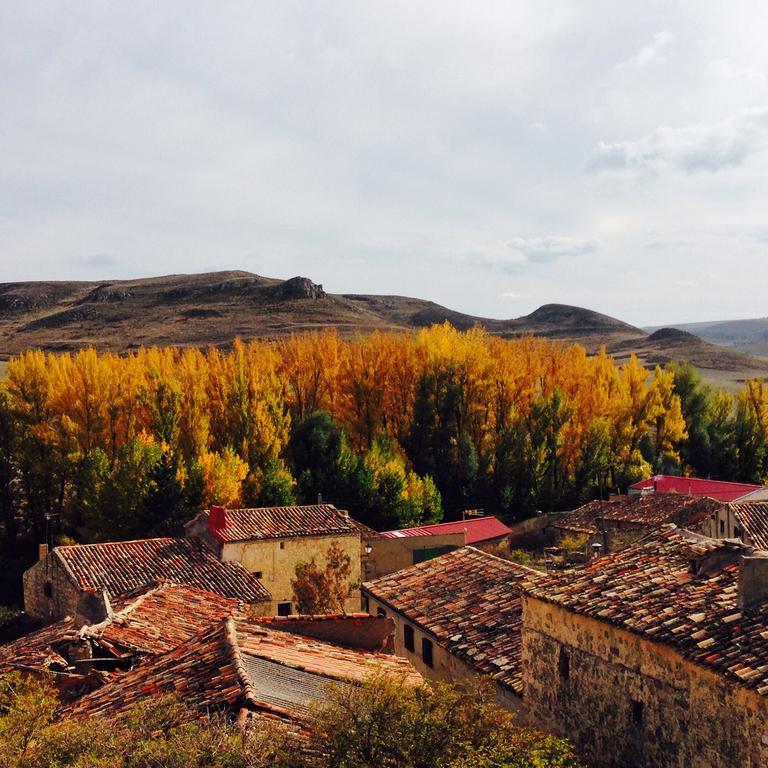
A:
[54,538,270,602]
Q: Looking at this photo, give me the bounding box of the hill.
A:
[0,271,766,389]
[0,271,644,356]
[645,318,768,357]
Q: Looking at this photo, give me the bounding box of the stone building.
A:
[551,494,720,554]
[23,537,271,621]
[522,525,768,768]
[365,516,513,579]
[700,501,768,548]
[65,615,421,722]
[185,504,363,614]
[2,582,248,693]
[362,546,543,712]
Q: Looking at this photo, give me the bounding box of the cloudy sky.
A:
[2,1,768,326]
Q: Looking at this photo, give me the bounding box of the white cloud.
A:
[709,58,766,84]
[616,30,675,71]
[587,108,768,174]
[507,236,599,263]
[643,238,695,250]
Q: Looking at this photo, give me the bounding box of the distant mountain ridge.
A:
[0,271,766,389]
[645,317,768,357]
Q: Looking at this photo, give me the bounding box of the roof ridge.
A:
[462,545,545,577]
[223,617,258,709]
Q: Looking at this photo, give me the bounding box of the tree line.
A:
[0,324,766,557]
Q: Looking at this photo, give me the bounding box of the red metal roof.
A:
[381,516,512,545]
[629,475,763,502]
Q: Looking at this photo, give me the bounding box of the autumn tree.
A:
[291,541,354,614]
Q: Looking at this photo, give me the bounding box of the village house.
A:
[550,493,720,554]
[2,582,246,678]
[700,501,768,549]
[362,546,543,712]
[65,615,421,723]
[23,537,271,622]
[522,525,768,768]
[364,515,513,579]
[629,474,765,501]
[185,504,363,614]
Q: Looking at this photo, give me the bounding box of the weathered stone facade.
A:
[23,554,80,621]
[522,596,768,768]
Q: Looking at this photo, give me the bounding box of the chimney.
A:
[38,543,49,562]
[738,552,768,610]
[208,505,227,534]
[74,588,113,627]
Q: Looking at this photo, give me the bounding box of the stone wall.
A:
[23,554,80,621]
[521,596,768,768]
[364,593,522,714]
[222,533,362,614]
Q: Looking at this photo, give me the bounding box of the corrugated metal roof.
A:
[630,475,763,502]
[241,654,351,717]
[381,516,512,544]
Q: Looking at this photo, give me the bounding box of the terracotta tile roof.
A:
[0,583,247,674]
[66,617,421,720]
[731,503,768,550]
[54,537,271,602]
[362,546,545,695]
[381,516,512,545]
[205,504,361,543]
[630,475,763,502]
[0,617,72,673]
[553,495,718,535]
[526,525,768,696]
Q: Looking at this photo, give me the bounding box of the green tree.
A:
[313,672,582,768]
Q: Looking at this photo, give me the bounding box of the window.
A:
[719,519,726,535]
[376,607,386,618]
[43,581,53,598]
[630,699,644,726]
[253,570,263,579]
[558,646,570,681]
[279,541,286,550]
[277,602,292,616]
[412,545,456,565]
[362,596,370,614]
[421,637,434,668]
[734,526,743,539]
[404,624,415,652]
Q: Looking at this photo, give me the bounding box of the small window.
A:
[558,646,570,681]
[253,570,263,579]
[422,637,434,668]
[43,581,53,598]
[404,624,415,652]
[631,699,644,726]
[376,607,386,618]
[279,541,286,550]
[362,596,370,613]
[719,519,726,535]
[277,602,292,616]
[734,526,743,539]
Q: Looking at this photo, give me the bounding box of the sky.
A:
[2,2,768,327]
